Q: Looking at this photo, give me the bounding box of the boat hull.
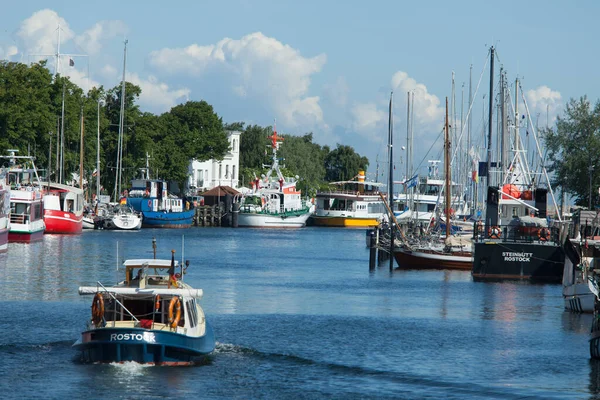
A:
[0,226,7,253]
[141,210,194,228]
[472,241,565,283]
[310,216,379,228]
[44,209,83,234]
[237,211,311,228]
[8,228,44,243]
[73,324,215,365]
[394,247,472,270]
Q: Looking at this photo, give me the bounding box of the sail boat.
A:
[393,97,473,270]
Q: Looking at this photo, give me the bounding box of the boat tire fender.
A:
[168,297,182,329]
[91,293,104,325]
[538,227,550,242]
[155,295,161,312]
[488,226,501,239]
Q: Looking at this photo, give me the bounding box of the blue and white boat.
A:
[74,250,215,365]
[126,179,194,228]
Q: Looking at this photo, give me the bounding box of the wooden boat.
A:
[74,247,215,365]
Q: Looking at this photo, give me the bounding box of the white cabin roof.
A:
[78,286,203,298]
[123,259,179,268]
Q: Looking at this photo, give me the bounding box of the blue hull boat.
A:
[74,251,215,365]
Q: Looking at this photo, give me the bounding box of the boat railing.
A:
[319,189,379,196]
[473,222,560,245]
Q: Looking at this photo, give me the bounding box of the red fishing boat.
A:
[43,183,84,234]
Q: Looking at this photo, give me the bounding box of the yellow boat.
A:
[310,171,386,228]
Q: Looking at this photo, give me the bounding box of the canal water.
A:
[0,227,596,399]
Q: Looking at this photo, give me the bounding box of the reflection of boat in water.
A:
[236,126,312,228]
[1,151,45,243]
[74,246,215,365]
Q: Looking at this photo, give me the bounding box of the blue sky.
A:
[1,1,597,181]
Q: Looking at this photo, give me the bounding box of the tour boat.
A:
[1,151,45,243]
[235,126,313,228]
[310,171,386,228]
[127,180,194,228]
[43,183,84,234]
[74,248,215,365]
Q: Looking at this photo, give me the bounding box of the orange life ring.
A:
[168,297,182,329]
[91,293,105,325]
[538,227,550,242]
[155,295,161,312]
[488,226,501,239]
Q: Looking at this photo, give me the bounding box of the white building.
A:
[186,130,241,195]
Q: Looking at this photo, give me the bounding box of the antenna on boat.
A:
[152,237,157,259]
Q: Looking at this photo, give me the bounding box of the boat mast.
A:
[97,99,101,197]
[388,91,394,270]
[79,105,84,197]
[115,40,127,202]
[445,97,451,239]
[486,46,495,188]
[60,82,66,184]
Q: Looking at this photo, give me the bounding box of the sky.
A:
[1,1,597,182]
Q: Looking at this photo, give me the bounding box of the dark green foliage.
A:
[324,144,369,182]
[544,96,600,207]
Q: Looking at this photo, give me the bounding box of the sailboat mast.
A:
[388,91,394,270]
[60,82,66,184]
[79,105,84,197]
[115,40,127,201]
[486,46,495,187]
[97,100,101,197]
[445,97,451,239]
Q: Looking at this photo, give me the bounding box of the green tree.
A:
[324,144,369,182]
[544,96,600,207]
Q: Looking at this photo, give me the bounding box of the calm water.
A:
[0,227,598,399]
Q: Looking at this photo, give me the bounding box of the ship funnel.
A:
[358,171,365,183]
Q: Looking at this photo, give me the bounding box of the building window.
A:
[232,166,236,181]
[219,164,222,179]
[225,165,230,179]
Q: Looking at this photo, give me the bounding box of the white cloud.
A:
[128,72,190,113]
[391,71,444,125]
[16,9,74,56]
[525,85,562,127]
[0,45,18,60]
[74,20,128,55]
[148,32,327,128]
[351,102,385,134]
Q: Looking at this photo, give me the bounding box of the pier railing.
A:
[473,222,560,245]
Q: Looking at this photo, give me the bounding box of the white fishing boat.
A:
[1,151,45,243]
[74,246,215,365]
[235,126,312,228]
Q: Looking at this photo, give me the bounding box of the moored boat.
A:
[235,126,312,228]
[311,171,386,228]
[1,151,45,243]
[42,183,84,234]
[102,204,142,230]
[127,180,194,228]
[0,172,8,252]
[74,247,215,365]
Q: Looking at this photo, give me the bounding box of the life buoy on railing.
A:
[155,295,161,312]
[91,292,105,325]
[538,227,551,242]
[168,297,182,329]
[488,226,502,239]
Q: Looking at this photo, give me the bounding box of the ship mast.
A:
[445,97,451,239]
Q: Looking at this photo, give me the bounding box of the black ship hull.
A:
[472,241,565,283]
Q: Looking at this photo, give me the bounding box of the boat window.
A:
[186,299,198,328]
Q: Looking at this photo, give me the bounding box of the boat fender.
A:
[538,227,550,242]
[155,295,161,312]
[488,226,501,239]
[91,293,105,325]
[168,297,182,329]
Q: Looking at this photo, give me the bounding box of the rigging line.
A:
[413,127,444,176]
[450,50,490,166]
[503,83,533,185]
[520,83,562,222]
